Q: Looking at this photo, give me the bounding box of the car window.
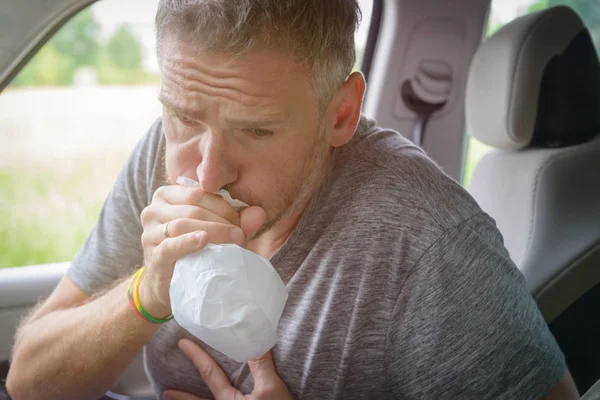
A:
[0,0,374,269]
[462,0,600,187]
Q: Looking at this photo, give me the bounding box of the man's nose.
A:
[196,134,237,193]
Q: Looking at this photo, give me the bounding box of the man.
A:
[6,1,579,399]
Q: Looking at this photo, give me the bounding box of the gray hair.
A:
[155,0,361,112]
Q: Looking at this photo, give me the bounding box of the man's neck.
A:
[246,201,309,259]
[247,146,335,259]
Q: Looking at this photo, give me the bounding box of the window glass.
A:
[462,0,600,187]
[356,0,374,69]
[0,0,374,269]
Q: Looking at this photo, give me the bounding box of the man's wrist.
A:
[135,269,173,320]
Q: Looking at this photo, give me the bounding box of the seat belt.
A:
[401,61,452,146]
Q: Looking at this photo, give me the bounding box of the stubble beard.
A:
[162,125,332,240]
[249,130,331,239]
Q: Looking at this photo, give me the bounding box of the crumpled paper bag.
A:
[176,176,250,209]
[169,177,288,362]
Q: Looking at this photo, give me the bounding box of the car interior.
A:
[467,5,600,397]
[0,0,598,399]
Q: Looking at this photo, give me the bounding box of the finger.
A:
[147,204,238,226]
[150,231,208,275]
[247,350,279,385]
[169,220,244,244]
[162,390,207,400]
[141,207,235,247]
[240,206,267,239]
[147,220,244,247]
[155,185,239,224]
[178,339,241,400]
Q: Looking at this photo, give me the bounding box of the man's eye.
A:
[177,114,197,126]
[249,128,274,137]
[168,110,197,126]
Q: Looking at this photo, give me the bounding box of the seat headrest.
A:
[466,6,600,150]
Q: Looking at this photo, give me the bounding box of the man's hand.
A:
[163,339,293,400]
[138,184,266,318]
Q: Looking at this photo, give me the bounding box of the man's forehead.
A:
[158,48,317,123]
[159,35,313,88]
[158,77,303,127]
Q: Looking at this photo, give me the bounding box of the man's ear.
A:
[327,72,366,147]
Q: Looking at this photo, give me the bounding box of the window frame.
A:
[0,0,98,93]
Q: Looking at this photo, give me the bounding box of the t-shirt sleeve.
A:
[385,213,566,399]
[67,119,165,295]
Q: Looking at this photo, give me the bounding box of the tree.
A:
[106,25,143,69]
[10,8,99,87]
[96,24,147,85]
[11,43,75,87]
[51,8,100,67]
[528,0,549,13]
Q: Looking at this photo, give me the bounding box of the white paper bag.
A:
[169,177,288,362]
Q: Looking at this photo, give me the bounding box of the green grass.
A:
[0,156,125,269]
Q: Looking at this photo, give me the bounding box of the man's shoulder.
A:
[340,116,445,191]
[66,118,165,295]
[138,117,165,162]
[332,116,483,230]
[107,117,166,215]
[127,117,166,195]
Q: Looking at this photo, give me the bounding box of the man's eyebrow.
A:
[222,116,288,129]
[158,96,289,128]
[157,97,203,120]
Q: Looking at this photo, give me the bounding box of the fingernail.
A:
[178,338,189,349]
[195,231,206,242]
[178,339,194,359]
[230,228,244,244]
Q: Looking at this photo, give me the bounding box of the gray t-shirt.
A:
[69,116,566,399]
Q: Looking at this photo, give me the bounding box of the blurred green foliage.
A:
[11,43,76,86]
[0,167,104,268]
[52,8,100,67]
[97,25,153,85]
[10,9,158,87]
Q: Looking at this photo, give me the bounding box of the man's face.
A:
[158,37,332,235]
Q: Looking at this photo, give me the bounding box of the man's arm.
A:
[543,370,579,399]
[7,182,263,400]
[6,275,160,400]
[6,120,173,400]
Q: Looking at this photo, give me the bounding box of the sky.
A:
[90,0,534,73]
